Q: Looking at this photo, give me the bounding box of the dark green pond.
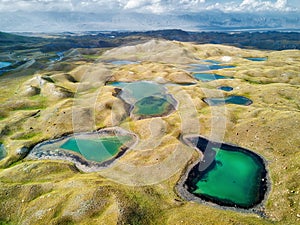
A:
[60,136,131,163]
[132,96,175,118]
[184,136,268,209]
[193,73,232,82]
[218,86,233,92]
[203,96,253,106]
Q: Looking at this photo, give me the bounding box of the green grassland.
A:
[0,38,299,224]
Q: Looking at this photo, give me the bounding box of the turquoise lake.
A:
[60,136,131,163]
[190,148,266,208]
[184,137,268,209]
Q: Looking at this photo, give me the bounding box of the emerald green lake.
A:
[182,136,268,209]
[203,96,253,106]
[192,147,264,207]
[60,136,131,163]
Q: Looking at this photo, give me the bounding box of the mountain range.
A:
[0,11,299,32]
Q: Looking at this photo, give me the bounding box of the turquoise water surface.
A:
[0,62,11,69]
[60,136,131,163]
[191,147,266,208]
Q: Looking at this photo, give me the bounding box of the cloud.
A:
[0,0,207,13]
[206,0,295,12]
[124,0,164,13]
[0,0,297,13]
[123,0,206,14]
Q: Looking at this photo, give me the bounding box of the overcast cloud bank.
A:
[0,0,298,13]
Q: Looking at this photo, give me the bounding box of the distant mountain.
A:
[0,32,44,51]
[0,11,299,32]
[1,29,299,52]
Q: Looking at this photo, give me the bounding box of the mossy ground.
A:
[0,40,299,224]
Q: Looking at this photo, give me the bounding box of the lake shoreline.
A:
[175,134,271,217]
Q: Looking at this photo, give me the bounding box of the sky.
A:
[0,0,299,14]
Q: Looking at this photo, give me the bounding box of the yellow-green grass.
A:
[0,40,299,224]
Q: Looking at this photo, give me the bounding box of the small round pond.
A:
[203,96,253,106]
[218,86,233,92]
[177,135,268,210]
